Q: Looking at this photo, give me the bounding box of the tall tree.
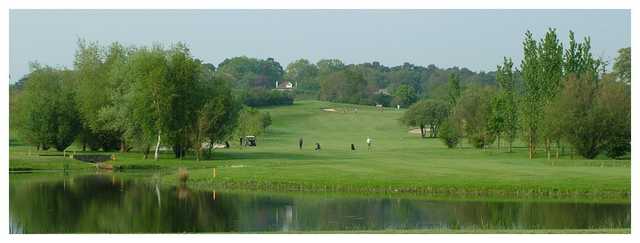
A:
[520,30,542,159]
[495,57,517,152]
[447,73,461,108]
[193,71,240,160]
[537,29,564,159]
[613,47,631,85]
[165,43,202,159]
[128,45,172,160]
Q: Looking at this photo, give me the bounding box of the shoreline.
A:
[10,170,630,203]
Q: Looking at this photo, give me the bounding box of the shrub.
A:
[439,119,461,148]
[243,89,293,107]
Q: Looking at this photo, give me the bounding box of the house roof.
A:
[277,81,294,89]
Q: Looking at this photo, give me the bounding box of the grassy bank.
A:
[277,228,630,234]
[9,100,631,199]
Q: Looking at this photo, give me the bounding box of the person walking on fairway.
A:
[366,137,372,151]
[299,137,303,150]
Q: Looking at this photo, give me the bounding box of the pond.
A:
[9,173,630,233]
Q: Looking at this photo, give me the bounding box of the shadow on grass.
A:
[10,138,24,147]
[213,151,324,161]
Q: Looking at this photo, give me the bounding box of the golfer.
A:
[299,137,304,150]
[367,137,372,151]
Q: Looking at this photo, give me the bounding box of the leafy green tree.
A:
[217,56,284,90]
[453,86,496,149]
[386,67,423,95]
[193,76,240,160]
[598,75,631,158]
[15,64,81,151]
[488,93,506,151]
[316,59,345,76]
[447,73,461,108]
[74,40,116,151]
[550,74,621,159]
[612,47,631,84]
[128,45,172,160]
[235,106,271,140]
[163,44,203,158]
[319,69,368,104]
[392,84,417,107]
[284,59,319,91]
[520,30,543,159]
[537,29,564,159]
[495,57,518,152]
[438,117,462,148]
[402,99,449,138]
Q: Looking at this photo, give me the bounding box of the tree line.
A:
[403,29,630,160]
[215,55,497,107]
[12,40,273,160]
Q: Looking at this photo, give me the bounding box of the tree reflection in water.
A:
[9,174,630,233]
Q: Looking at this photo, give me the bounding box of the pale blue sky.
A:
[9,10,630,82]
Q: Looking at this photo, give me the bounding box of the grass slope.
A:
[9,100,630,198]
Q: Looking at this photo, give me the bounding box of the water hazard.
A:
[9,173,630,233]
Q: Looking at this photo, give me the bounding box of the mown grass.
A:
[9,100,631,199]
[275,228,630,234]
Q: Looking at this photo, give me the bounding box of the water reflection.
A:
[9,174,630,233]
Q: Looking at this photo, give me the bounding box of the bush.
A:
[369,93,392,107]
[439,119,461,148]
[243,89,294,107]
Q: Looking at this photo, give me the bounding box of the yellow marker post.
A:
[213,168,217,178]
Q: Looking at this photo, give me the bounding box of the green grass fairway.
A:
[9,100,630,199]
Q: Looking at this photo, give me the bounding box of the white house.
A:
[274,81,295,91]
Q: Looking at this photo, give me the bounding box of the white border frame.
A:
[1,1,636,243]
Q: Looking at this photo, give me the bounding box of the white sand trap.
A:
[409,128,431,134]
[322,108,337,112]
[409,128,422,134]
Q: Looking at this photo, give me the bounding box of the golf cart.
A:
[244,136,257,147]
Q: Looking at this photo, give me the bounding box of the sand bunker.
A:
[409,128,422,134]
[322,108,337,112]
[409,128,431,134]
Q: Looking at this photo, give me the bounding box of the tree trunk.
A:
[154,130,161,161]
[546,138,551,160]
[497,135,501,152]
[120,139,126,153]
[555,140,560,160]
[570,147,574,160]
[508,140,513,153]
[528,135,532,159]
[420,125,425,138]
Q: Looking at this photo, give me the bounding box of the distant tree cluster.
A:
[242,89,294,107]
[12,40,277,161]
[403,29,630,160]
[280,58,496,107]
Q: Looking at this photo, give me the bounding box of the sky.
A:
[9,9,630,83]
